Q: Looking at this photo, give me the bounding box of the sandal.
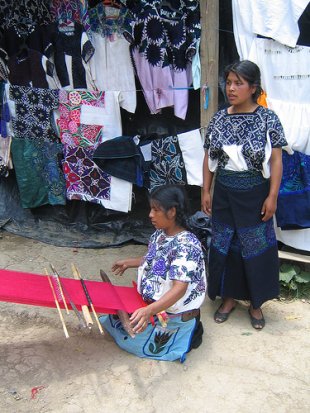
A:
[248,308,265,330]
[214,304,236,324]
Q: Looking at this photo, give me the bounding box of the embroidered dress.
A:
[149,135,187,191]
[120,0,200,119]
[11,138,66,208]
[58,89,133,212]
[9,85,66,208]
[10,85,59,142]
[100,229,206,362]
[204,105,287,308]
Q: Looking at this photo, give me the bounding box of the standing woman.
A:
[201,60,287,330]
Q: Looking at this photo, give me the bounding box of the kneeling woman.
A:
[100,185,207,362]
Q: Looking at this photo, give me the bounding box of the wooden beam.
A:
[278,250,310,264]
[200,0,219,129]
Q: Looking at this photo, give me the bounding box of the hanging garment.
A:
[177,129,204,186]
[88,32,136,111]
[58,89,105,147]
[10,85,59,141]
[232,0,310,59]
[88,1,130,38]
[62,145,132,212]
[249,38,310,154]
[7,49,59,89]
[121,0,200,119]
[0,0,53,38]
[93,135,145,186]
[53,23,94,89]
[149,135,187,191]
[50,0,92,40]
[276,151,310,230]
[11,137,66,208]
[58,89,133,212]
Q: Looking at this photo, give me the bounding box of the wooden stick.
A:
[49,264,70,315]
[71,263,93,328]
[100,269,135,338]
[45,269,69,339]
[50,264,87,329]
[74,265,104,335]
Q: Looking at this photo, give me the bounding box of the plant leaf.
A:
[295,271,310,284]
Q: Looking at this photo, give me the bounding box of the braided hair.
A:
[149,185,190,228]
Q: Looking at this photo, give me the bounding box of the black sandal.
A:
[214,304,236,324]
[248,308,265,330]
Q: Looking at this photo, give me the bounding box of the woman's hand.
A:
[130,306,152,334]
[201,190,212,216]
[111,257,143,276]
[261,194,277,222]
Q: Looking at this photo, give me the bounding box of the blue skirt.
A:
[208,170,280,308]
[99,313,200,363]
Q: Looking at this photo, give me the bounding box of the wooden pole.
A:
[200,0,219,130]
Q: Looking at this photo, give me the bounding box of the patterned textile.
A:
[89,2,131,38]
[62,145,111,204]
[10,85,59,141]
[208,176,279,309]
[276,151,310,229]
[100,312,198,362]
[121,0,200,70]
[11,137,66,208]
[137,229,206,313]
[0,0,53,37]
[53,23,94,89]
[120,0,200,118]
[149,135,187,191]
[58,89,132,212]
[216,169,266,190]
[204,106,287,175]
[58,89,105,147]
[50,0,92,39]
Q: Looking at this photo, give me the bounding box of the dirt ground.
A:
[0,231,309,413]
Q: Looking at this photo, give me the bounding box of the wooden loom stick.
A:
[74,265,104,335]
[45,269,69,339]
[49,263,70,315]
[71,263,93,328]
[50,264,87,329]
[100,269,135,338]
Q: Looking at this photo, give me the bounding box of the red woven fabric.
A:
[0,269,145,314]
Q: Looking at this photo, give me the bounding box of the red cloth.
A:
[0,269,145,314]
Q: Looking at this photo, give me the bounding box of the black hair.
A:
[224,60,263,102]
[149,185,190,228]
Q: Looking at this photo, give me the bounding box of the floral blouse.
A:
[204,105,287,178]
[137,229,206,314]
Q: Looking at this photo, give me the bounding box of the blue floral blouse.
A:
[137,229,206,314]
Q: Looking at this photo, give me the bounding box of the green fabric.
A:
[11,137,66,209]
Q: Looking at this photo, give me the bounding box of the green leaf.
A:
[279,265,296,283]
[295,271,310,284]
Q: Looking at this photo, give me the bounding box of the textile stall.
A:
[0,0,205,247]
